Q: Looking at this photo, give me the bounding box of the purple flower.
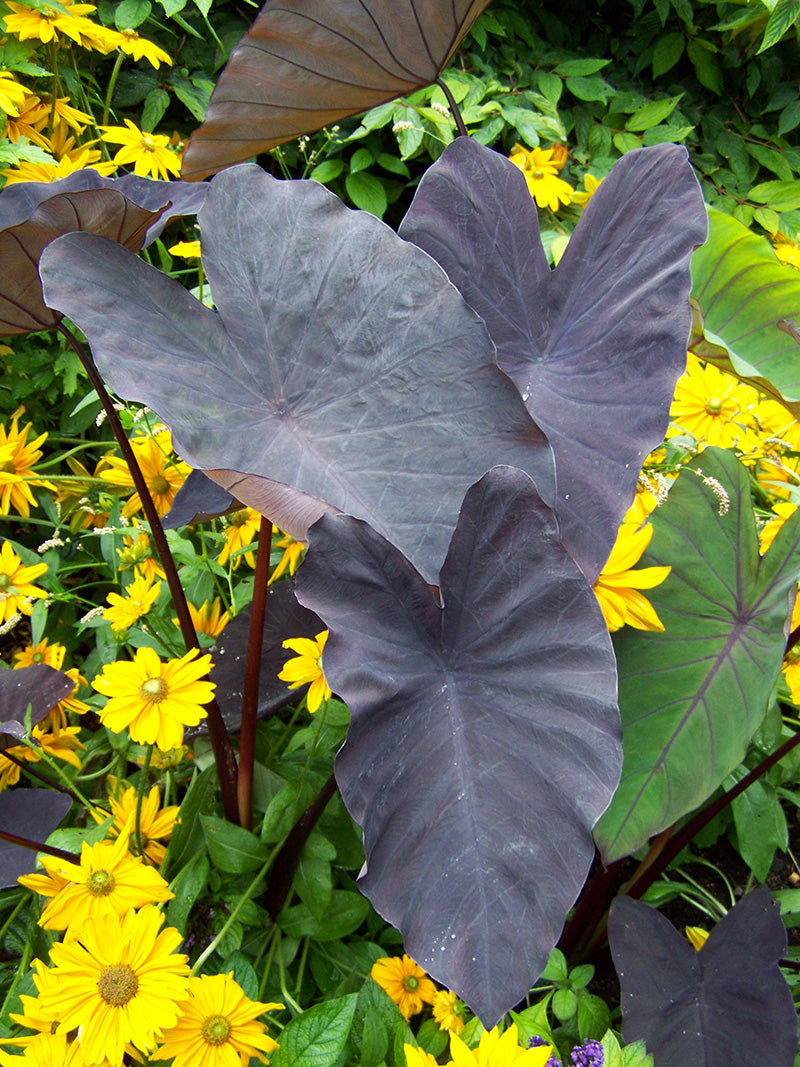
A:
[569,1038,604,1066]
[528,1034,563,1067]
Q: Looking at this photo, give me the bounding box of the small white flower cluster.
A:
[0,611,22,635]
[79,605,105,624]
[430,101,451,118]
[37,536,66,553]
[392,120,414,133]
[693,469,730,516]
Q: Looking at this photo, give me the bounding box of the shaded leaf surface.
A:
[399,139,707,582]
[162,468,238,528]
[609,889,797,1066]
[190,582,323,737]
[40,163,554,585]
[0,664,74,742]
[181,0,491,179]
[691,206,800,412]
[0,790,72,887]
[295,466,621,1025]
[595,448,800,863]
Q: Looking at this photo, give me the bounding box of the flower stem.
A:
[135,744,153,858]
[237,518,273,829]
[56,323,240,824]
[435,77,468,137]
[101,50,125,130]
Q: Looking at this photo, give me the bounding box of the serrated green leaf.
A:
[510,995,554,1046]
[652,31,684,76]
[169,74,210,122]
[552,987,578,1021]
[349,148,373,174]
[164,766,216,877]
[687,38,722,94]
[565,74,615,103]
[536,71,563,104]
[277,889,371,941]
[376,153,409,178]
[641,124,694,145]
[201,814,270,874]
[166,849,209,932]
[345,170,387,216]
[749,180,800,211]
[601,1031,626,1067]
[576,989,611,1040]
[746,143,793,182]
[310,159,345,184]
[730,769,787,879]
[613,131,642,154]
[141,87,170,133]
[753,207,780,233]
[626,94,683,131]
[114,0,151,28]
[271,995,357,1067]
[554,58,610,75]
[778,100,800,137]
[596,450,800,862]
[758,0,800,51]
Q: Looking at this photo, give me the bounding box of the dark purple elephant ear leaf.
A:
[40,164,554,585]
[399,139,708,583]
[182,0,492,180]
[0,189,162,336]
[609,889,797,1067]
[294,466,621,1025]
[0,665,75,742]
[162,469,239,529]
[0,790,72,887]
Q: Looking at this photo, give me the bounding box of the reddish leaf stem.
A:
[0,828,78,863]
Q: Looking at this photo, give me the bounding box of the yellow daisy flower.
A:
[92,646,215,750]
[13,637,66,670]
[279,631,332,713]
[0,1030,108,1066]
[4,92,51,147]
[773,234,800,270]
[18,822,173,932]
[571,172,604,206]
[449,1024,553,1067]
[117,525,165,582]
[44,668,90,730]
[0,541,48,623]
[0,73,32,119]
[8,957,61,1035]
[173,597,231,639]
[669,354,758,448]
[0,408,55,519]
[103,573,162,632]
[40,905,191,1067]
[685,925,709,951]
[1,150,117,184]
[156,972,283,1067]
[114,27,172,67]
[405,1047,441,1067]
[98,782,179,866]
[99,119,181,180]
[759,502,797,554]
[218,508,261,569]
[0,724,84,792]
[168,239,201,258]
[268,527,305,585]
[101,430,190,518]
[432,988,466,1035]
[509,144,574,212]
[2,0,110,49]
[370,955,436,1020]
[593,521,671,632]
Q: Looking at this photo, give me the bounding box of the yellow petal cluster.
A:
[279,631,332,712]
[371,955,436,1020]
[593,521,671,632]
[509,144,574,212]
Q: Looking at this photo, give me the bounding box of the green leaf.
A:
[165,766,217,877]
[595,449,800,862]
[344,172,387,217]
[349,148,373,174]
[758,0,800,52]
[200,814,270,874]
[625,94,682,131]
[262,778,315,843]
[613,132,642,154]
[497,102,542,148]
[652,31,684,76]
[294,852,332,919]
[552,987,578,1021]
[270,994,357,1067]
[377,153,409,178]
[641,124,694,145]
[746,143,793,182]
[114,0,150,27]
[687,38,723,94]
[749,180,800,212]
[141,87,170,133]
[621,1040,654,1067]
[536,71,563,104]
[169,74,210,122]
[576,989,611,1040]
[778,100,800,136]
[565,75,615,103]
[730,770,787,879]
[540,947,568,981]
[166,849,209,932]
[310,159,345,184]
[220,951,259,999]
[601,1031,626,1067]
[569,964,595,989]
[554,58,610,75]
[510,995,554,1046]
[277,889,371,941]
[691,207,800,412]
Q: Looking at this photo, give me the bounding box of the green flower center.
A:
[121,27,137,38]
[97,964,138,1006]
[0,574,11,591]
[87,868,116,896]
[201,1014,232,1046]
[230,509,249,527]
[532,168,544,179]
[149,474,169,495]
[704,396,724,415]
[139,676,168,703]
[32,652,44,663]
[0,460,16,474]
[402,975,420,992]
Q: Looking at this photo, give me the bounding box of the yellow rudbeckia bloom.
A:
[279,631,332,712]
[449,1023,553,1067]
[593,521,671,632]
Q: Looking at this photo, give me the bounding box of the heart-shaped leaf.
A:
[399,139,708,582]
[294,466,621,1025]
[0,790,72,887]
[691,206,800,415]
[609,889,797,1066]
[0,173,207,338]
[0,664,74,742]
[40,163,554,585]
[594,447,800,863]
[181,0,491,179]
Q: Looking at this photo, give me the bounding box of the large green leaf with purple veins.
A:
[294,466,621,1025]
[609,889,797,1066]
[40,163,554,586]
[181,0,491,180]
[399,140,707,583]
[595,447,800,864]
[691,206,800,417]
